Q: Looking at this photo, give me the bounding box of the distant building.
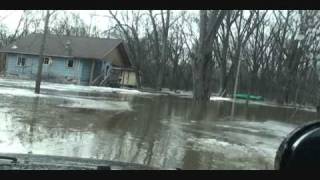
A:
[0,33,138,87]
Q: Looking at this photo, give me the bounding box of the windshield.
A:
[0,10,318,170]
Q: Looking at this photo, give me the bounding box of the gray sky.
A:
[0,10,111,33]
[0,10,199,37]
[0,10,200,51]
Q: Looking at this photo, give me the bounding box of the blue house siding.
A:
[5,53,94,85]
[79,59,92,85]
[93,60,103,79]
[6,53,33,77]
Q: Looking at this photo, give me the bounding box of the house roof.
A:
[0,33,130,64]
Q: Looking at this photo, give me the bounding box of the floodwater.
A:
[0,79,318,170]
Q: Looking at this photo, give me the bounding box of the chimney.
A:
[65,40,72,56]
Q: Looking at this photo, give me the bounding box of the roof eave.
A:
[0,50,104,60]
[118,42,132,67]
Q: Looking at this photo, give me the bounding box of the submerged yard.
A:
[0,78,317,169]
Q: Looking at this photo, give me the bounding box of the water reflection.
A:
[0,87,318,169]
[28,97,40,152]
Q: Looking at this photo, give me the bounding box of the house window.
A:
[43,57,50,64]
[17,56,26,66]
[67,59,74,68]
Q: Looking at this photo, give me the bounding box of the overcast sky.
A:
[0,10,112,33]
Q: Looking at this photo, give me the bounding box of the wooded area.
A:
[1,10,320,106]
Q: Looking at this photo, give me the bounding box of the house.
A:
[0,33,138,87]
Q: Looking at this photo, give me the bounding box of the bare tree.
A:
[192,10,226,102]
[228,10,267,118]
[168,24,184,91]
[147,10,172,90]
[1,9,317,110]
[213,10,238,96]
[35,10,51,94]
[108,10,146,88]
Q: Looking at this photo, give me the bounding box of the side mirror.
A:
[275,121,320,169]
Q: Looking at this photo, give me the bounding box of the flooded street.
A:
[0,78,318,169]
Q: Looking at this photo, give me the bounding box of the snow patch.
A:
[210,96,233,101]
[0,78,152,96]
[232,120,296,137]
[161,89,193,96]
[193,137,231,147]
[0,87,45,98]
[214,124,261,133]
[187,137,255,158]
[0,86,132,111]
[57,97,131,111]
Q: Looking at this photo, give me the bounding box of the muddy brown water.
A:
[0,83,318,169]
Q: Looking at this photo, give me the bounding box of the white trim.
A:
[43,57,51,65]
[66,59,74,68]
[16,55,26,67]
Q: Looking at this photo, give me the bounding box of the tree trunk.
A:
[219,63,228,97]
[193,51,213,102]
[35,10,50,94]
[282,40,300,104]
[218,12,231,97]
[172,61,179,91]
[0,53,6,75]
[230,50,242,119]
[193,64,208,101]
[193,10,226,102]
[156,66,164,90]
[135,69,141,89]
[250,68,258,95]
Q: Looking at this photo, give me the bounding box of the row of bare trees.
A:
[1,10,320,106]
[106,10,320,106]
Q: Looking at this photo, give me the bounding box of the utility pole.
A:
[89,11,97,36]
[35,10,51,94]
[230,54,242,119]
